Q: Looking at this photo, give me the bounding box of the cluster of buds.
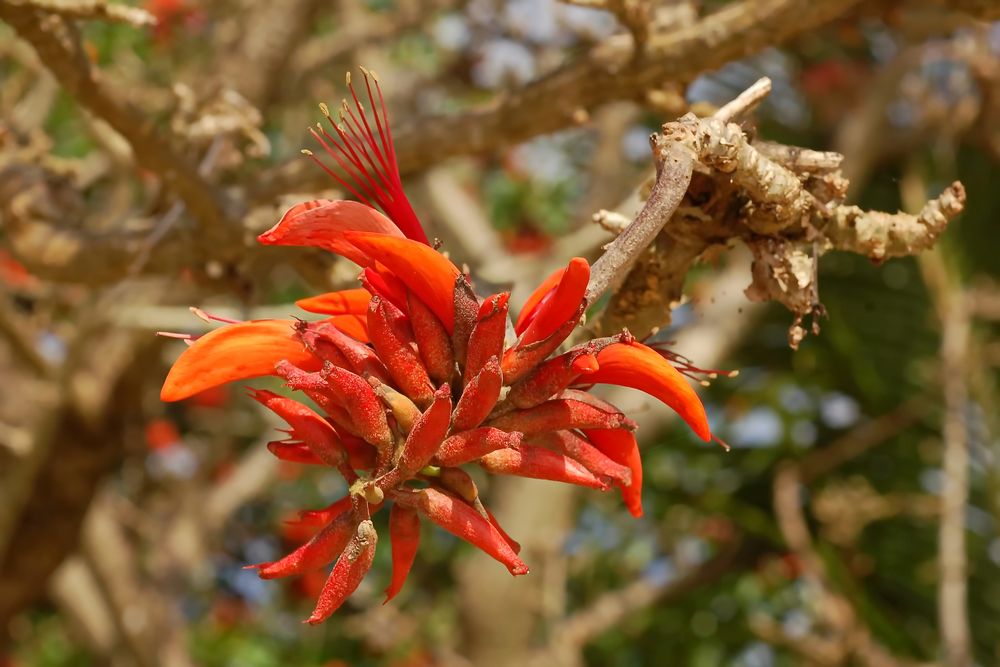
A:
[160,71,717,623]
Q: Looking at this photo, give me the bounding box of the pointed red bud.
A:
[451,275,479,367]
[451,356,503,432]
[248,389,347,468]
[395,384,452,477]
[267,440,322,465]
[530,430,631,486]
[479,445,610,490]
[486,398,635,435]
[411,488,528,575]
[464,293,509,384]
[368,296,434,406]
[274,362,360,438]
[407,290,455,385]
[292,496,353,528]
[435,427,523,467]
[306,519,378,624]
[385,505,420,603]
[294,362,392,450]
[254,508,355,579]
[485,509,521,554]
[309,322,391,384]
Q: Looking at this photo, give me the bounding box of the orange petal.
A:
[296,288,371,315]
[344,232,460,331]
[161,320,320,401]
[584,429,643,517]
[515,265,565,334]
[517,258,589,347]
[582,343,711,441]
[327,314,369,343]
[258,200,403,266]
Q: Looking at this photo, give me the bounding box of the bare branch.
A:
[823,182,966,261]
[6,0,156,26]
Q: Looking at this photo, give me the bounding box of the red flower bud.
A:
[395,384,452,477]
[486,509,520,555]
[411,488,528,575]
[292,496,353,528]
[385,505,420,603]
[306,323,391,384]
[529,430,631,486]
[368,296,434,405]
[267,440,322,465]
[435,427,523,467]
[451,356,502,431]
[487,398,635,435]
[253,507,355,579]
[451,274,478,366]
[479,445,610,490]
[407,290,455,385]
[274,362,360,437]
[464,293,509,383]
[249,389,346,467]
[307,519,378,624]
[318,363,394,450]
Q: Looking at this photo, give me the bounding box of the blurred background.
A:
[1,0,999,665]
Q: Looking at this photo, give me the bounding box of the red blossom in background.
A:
[160,71,716,623]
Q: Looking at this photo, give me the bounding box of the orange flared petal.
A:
[259,200,403,266]
[296,288,371,315]
[161,320,320,402]
[344,232,460,331]
[581,342,711,441]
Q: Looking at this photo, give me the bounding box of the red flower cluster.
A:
[160,71,713,623]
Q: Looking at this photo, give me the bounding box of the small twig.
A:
[713,76,771,123]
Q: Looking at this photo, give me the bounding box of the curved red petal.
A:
[296,288,371,315]
[584,429,643,517]
[515,265,565,334]
[582,342,711,441]
[385,505,421,603]
[345,232,460,332]
[259,200,403,266]
[161,320,320,402]
[517,257,589,347]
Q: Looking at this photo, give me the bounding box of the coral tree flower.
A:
[160,71,715,623]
